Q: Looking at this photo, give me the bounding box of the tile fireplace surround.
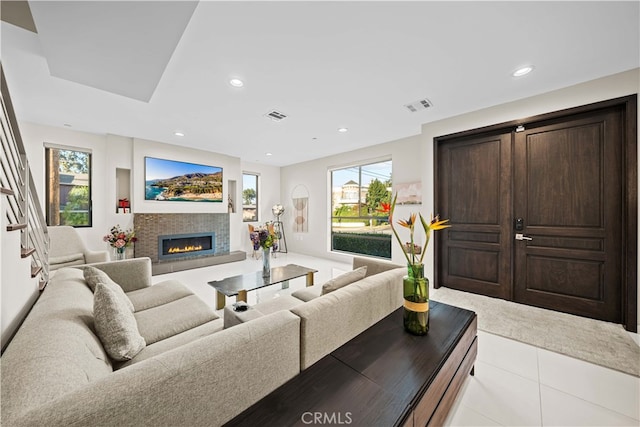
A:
[133,213,244,275]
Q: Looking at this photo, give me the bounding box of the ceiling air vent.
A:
[404,98,433,113]
[264,110,288,122]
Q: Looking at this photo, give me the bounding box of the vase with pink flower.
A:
[104,225,137,261]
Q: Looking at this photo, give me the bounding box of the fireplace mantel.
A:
[133,213,245,275]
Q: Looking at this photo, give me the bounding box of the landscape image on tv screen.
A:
[145,157,223,202]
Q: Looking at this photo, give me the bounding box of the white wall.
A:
[20,122,111,251]
[105,133,135,238]
[240,161,282,253]
[1,195,39,349]
[281,133,424,265]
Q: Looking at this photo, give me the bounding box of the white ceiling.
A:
[1,1,639,166]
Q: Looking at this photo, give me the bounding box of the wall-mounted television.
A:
[145,157,223,203]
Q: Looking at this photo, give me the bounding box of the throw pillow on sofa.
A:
[84,266,135,312]
[94,282,146,361]
[321,266,367,295]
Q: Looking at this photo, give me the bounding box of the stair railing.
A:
[1,63,49,287]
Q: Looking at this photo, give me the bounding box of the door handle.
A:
[515,233,533,241]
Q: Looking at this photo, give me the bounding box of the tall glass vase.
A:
[262,248,271,277]
[114,247,126,261]
[403,263,429,335]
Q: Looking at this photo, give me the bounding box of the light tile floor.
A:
[153,252,640,427]
[446,331,640,427]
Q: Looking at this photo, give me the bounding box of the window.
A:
[242,173,258,222]
[330,159,392,258]
[45,146,92,227]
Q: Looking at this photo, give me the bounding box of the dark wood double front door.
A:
[435,97,636,328]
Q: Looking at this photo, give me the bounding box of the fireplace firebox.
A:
[158,232,216,261]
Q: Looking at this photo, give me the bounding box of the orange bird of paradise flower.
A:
[389,193,450,266]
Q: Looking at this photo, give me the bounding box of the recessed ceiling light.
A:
[229,78,244,88]
[338,127,348,133]
[174,131,185,137]
[512,65,534,77]
[266,152,273,156]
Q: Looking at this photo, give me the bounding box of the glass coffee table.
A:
[208,264,318,309]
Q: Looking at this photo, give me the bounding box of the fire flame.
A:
[168,245,203,254]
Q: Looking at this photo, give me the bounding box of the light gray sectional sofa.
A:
[1,256,404,427]
[225,257,405,368]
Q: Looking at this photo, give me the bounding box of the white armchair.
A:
[48,226,109,271]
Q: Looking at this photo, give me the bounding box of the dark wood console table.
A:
[226,301,477,426]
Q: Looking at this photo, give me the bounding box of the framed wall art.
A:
[145,157,223,203]
[395,181,422,205]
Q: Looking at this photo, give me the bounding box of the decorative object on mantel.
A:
[271,204,287,253]
[104,225,137,261]
[389,194,450,335]
[250,223,278,277]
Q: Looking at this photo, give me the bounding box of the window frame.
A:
[44,144,93,228]
[329,158,392,259]
[242,172,259,222]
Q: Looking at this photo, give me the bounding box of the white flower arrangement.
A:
[272,204,285,218]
